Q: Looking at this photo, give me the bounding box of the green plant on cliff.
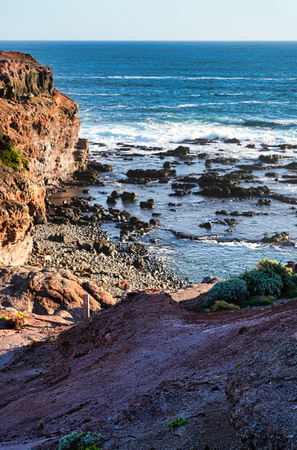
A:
[167,417,187,430]
[0,131,29,171]
[256,258,294,290]
[57,431,103,450]
[239,269,283,300]
[204,277,248,309]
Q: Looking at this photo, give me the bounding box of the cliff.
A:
[0,51,89,264]
[0,51,88,185]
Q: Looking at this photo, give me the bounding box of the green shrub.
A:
[0,131,29,171]
[167,417,187,430]
[57,432,103,450]
[283,289,297,299]
[256,258,294,290]
[291,274,297,287]
[241,295,275,308]
[239,269,283,300]
[205,277,247,308]
[210,300,240,312]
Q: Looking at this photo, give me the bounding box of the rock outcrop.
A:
[0,160,46,265]
[0,51,89,264]
[226,336,297,449]
[0,51,88,185]
[0,266,116,319]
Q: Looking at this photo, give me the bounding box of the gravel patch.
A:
[27,222,187,299]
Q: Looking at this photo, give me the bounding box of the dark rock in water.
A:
[226,337,297,450]
[197,172,269,198]
[259,154,282,164]
[150,218,160,226]
[265,172,279,177]
[126,168,176,182]
[129,242,147,255]
[205,159,212,168]
[94,238,116,256]
[209,157,240,165]
[216,210,229,215]
[107,196,117,205]
[277,143,297,150]
[230,211,240,216]
[169,189,191,197]
[242,211,255,217]
[261,231,290,245]
[140,199,155,209]
[166,146,190,157]
[111,190,121,199]
[197,152,210,159]
[199,222,212,230]
[163,161,171,169]
[269,193,297,204]
[180,138,216,145]
[117,216,153,234]
[88,161,113,172]
[246,143,255,148]
[224,218,238,226]
[121,191,137,202]
[224,138,241,145]
[256,198,271,206]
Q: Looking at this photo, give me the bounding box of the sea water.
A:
[1,41,297,281]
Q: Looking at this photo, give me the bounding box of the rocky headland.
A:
[1,52,297,449]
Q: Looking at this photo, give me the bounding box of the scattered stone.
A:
[256,198,271,206]
[121,191,137,202]
[140,199,155,209]
[262,231,291,245]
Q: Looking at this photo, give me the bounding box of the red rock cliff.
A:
[0,51,88,185]
[0,51,89,264]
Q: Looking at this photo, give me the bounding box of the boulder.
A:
[259,154,282,164]
[0,266,115,319]
[121,191,137,202]
[262,231,291,245]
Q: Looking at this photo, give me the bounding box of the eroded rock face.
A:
[0,52,89,264]
[0,162,46,265]
[0,51,88,185]
[0,51,54,99]
[0,266,116,319]
[226,336,297,449]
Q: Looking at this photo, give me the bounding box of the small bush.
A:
[167,417,187,430]
[0,132,29,172]
[283,289,297,299]
[57,432,103,450]
[210,300,240,312]
[256,258,294,290]
[239,269,283,299]
[241,295,275,308]
[205,277,247,308]
[291,274,297,287]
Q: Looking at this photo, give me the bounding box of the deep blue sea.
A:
[1,41,297,281]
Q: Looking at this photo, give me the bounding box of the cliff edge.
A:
[0,51,89,264]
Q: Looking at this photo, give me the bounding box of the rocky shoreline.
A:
[27,219,187,300]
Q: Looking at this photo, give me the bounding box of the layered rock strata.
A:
[0,51,89,263]
[0,51,88,185]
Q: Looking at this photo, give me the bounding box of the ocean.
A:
[1,41,297,281]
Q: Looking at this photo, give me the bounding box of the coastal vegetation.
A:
[204,259,296,310]
[0,128,29,171]
[57,431,103,450]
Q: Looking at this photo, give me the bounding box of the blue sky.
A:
[1,0,297,41]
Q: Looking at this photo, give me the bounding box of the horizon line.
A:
[1,39,297,43]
